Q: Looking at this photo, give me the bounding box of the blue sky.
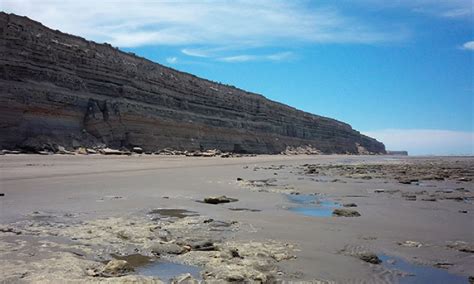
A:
[3,0,473,155]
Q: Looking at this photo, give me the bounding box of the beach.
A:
[1,154,473,283]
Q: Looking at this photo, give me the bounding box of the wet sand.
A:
[0,154,473,283]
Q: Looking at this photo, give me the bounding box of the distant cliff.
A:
[0,13,385,154]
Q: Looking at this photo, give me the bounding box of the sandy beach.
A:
[1,154,473,283]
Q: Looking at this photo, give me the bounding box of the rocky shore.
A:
[1,154,473,283]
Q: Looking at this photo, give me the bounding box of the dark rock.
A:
[203,196,238,204]
[398,178,419,184]
[343,203,357,207]
[189,240,216,251]
[421,198,437,202]
[332,209,361,217]
[358,253,382,264]
[0,13,386,155]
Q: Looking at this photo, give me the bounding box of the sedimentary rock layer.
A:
[0,13,385,154]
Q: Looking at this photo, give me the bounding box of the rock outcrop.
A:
[0,13,385,154]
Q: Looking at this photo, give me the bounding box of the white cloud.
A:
[266,51,294,61]
[218,55,258,63]
[181,48,210,58]
[461,41,474,51]
[217,51,295,63]
[166,57,178,64]
[363,129,474,156]
[1,0,406,48]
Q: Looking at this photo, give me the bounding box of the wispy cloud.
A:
[2,0,407,48]
[461,41,474,51]
[181,48,210,58]
[363,129,474,156]
[218,51,295,63]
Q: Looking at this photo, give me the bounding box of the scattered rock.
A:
[188,240,216,251]
[2,150,22,154]
[0,226,22,235]
[434,262,453,269]
[281,145,321,155]
[132,147,143,154]
[455,188,470,192]
[228,208,261,212]
[332,209,361,217]
[459,210,468,214]
[343,203,357,207]
[421,197,437,202]
[398,178,419,184]
[56,145,74,155]
[99,148,127,155]
[373,189,400,194]
[171,273,199,284]
[403,194,417,201]
[151,243,186,255]
[398,241,422,248]
[101,259,134,277]
[203,196,238,204]
[447,241,474,253]
[358,252,382,264]
[75,147,88,155]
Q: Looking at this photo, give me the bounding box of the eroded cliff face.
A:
[0,13,385,154]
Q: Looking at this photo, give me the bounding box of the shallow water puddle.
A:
[111,253,152,267]
[287,194,340,217]
[111,254,201,281]
[148,209,199,219]
[136,261,201,281]
[379,254,468,284]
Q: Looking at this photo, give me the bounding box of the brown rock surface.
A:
[0,13,385,154]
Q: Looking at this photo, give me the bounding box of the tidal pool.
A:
[136,261,201,281]
[287,194,340,217]
[379,254,468,284]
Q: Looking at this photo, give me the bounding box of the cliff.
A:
[0,13,385,154]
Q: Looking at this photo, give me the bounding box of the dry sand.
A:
[0,154,473,283]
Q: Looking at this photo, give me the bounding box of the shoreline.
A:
[1,154,473,282]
